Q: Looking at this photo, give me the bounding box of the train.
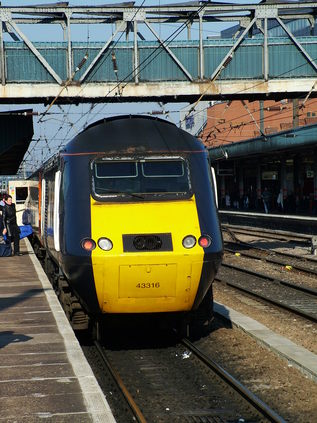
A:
[26,115,223,337]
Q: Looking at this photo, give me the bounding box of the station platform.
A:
[219,209,317,236]
[0,239,115,422]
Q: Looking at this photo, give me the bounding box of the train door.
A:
[41,177,48,247]
[41,169,60,256]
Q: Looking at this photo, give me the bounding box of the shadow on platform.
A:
[0,331,32,349]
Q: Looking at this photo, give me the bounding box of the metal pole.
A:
[199,13,203,79]
[257,162,262,206]
[0,20,5,86]
[293,98,299,128]
[187,22,191,40]
[263,18,268,81]
[260,100,264,134]
[134,20,139,84]
[66,13,72,80]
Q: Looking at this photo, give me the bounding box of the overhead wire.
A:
[202,96,317,145]
[84,2,209,122]
[21,4,317,171]
[57,2,208,136]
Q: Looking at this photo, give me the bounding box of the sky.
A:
[0,0,261,174]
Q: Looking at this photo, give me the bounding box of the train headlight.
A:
[182,235,196,249]
[81,238,96,251]
[98,237,113,251]
[198,235,212,248]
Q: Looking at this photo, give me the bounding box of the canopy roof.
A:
[209,122,317,162]
[0,110,34,175]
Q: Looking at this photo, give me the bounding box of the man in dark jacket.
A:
[3,194,22,256]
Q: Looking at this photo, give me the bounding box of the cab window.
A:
[92,158,191,201]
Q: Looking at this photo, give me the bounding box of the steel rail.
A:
[216,264,317,322]
[182,338,286,423]
[222,260,317,296]
[224,237,317,265]
[94,340,147,423]
[224,243,317,280]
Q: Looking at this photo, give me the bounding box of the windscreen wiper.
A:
[97,188,144,199]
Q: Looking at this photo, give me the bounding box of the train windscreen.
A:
[92,157,191,200]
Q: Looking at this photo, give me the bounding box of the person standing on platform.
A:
[262,187,271,214]
[277,189,284,212]
[225,192,231,208]
[2,194,22,256]
[0,192,7,208]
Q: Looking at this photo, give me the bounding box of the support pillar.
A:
[293,155,300,212]
[220,175,225,206]
[280,158,288,200]
[260,100,264,135]
[293,99,299,128]
[0,19,5,85]
[256,162,262,209]
[313,151,317,214]
[199,12,204,79]
[239,165,244,201]
[133,20,139,83]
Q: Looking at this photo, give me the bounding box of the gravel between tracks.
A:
[221,231,317,353]
[210,230,317,422]
[201,316,317,422]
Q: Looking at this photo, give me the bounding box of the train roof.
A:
[63,115,205,155]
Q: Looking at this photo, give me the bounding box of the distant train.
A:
[26,115,223,337]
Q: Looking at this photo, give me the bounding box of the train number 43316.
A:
[136,282,160,288]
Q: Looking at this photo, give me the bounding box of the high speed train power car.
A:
[27,115,223,336]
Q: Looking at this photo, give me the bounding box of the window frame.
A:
[90,155,192,202]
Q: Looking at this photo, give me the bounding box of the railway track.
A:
[89,336,285,423]
[224,240,317,278]
[216,262,317,322]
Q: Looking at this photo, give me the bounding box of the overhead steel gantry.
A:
[0,1,317,104]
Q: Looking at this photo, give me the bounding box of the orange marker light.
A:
[81,238,96,251]
[198,235,211,248]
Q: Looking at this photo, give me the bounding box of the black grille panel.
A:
[123,233,173,252]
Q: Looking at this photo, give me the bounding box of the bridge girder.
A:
[0,2,317,103]
[0,79,316,105]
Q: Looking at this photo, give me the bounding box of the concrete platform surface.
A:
[0,239,116,423]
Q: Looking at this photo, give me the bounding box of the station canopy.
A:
[0,109,34,175]
[209,122,317,162]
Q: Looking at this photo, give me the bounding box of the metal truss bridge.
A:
[1,1,317,104]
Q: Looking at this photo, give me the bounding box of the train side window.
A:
[16,187,28,204]
[30,186,39,201]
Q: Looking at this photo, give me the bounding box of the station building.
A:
[202,99,317,215]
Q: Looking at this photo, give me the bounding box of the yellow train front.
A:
[36,115,223,333]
